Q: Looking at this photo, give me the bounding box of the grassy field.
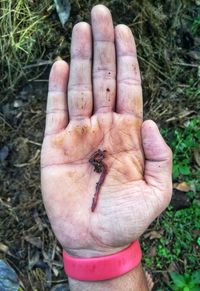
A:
[0,0,200,290]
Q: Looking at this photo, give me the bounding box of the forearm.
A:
[68,263,149,291]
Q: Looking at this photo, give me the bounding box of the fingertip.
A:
[51,60,69,72]
[72,22,91,40]
[49,60,69,92]
[115,24,132,34]
[73,21,90,29]
[71,22,92,59]
[115,24,133,44]
[142,119,158,130]
[91,4,114,41]
[142,120,172,161]
[115,24,136,55]
[91,4,111,16]
[142,120,158,138]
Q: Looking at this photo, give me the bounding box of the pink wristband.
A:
[63,240,142,281]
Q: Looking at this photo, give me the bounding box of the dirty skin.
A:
[89,149,107,212]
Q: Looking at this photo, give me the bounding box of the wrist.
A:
[65,245,129,258]
[68,263,149,291]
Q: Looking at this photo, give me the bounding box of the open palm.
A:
[41,5,172,257]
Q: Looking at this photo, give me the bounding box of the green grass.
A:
[167,270,200,291]
[0,0,64,97]
[162,118,200,183]
[143,201,200,270]
[143,118,200,289]
[192,16,200,35]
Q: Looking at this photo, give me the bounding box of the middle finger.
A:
[91,5,116,113]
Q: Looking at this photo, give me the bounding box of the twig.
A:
[173,62,198,68]
[24,60,53,69]
[0,114,14,129]
[27,139,42,146]
[138,56,171,80]
[166,110,195,122]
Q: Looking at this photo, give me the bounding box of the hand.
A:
[41,5,172,257]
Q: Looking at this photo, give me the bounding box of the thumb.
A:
[142,120,173,204]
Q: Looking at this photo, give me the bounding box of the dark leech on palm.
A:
[89,150,107,212]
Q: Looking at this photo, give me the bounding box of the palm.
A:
[41,6,172,257]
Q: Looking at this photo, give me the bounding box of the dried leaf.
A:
[167,261,179,273]
[52,266,59,277]
[144,230,162,239]
[54,0,71,27]
[28,251,40,270]
[173,181,191,192]
[0,242,9,254]
[150,246,156,257]
[25,236,42,248]
[194,148,200,167]
[162,272,170,284]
